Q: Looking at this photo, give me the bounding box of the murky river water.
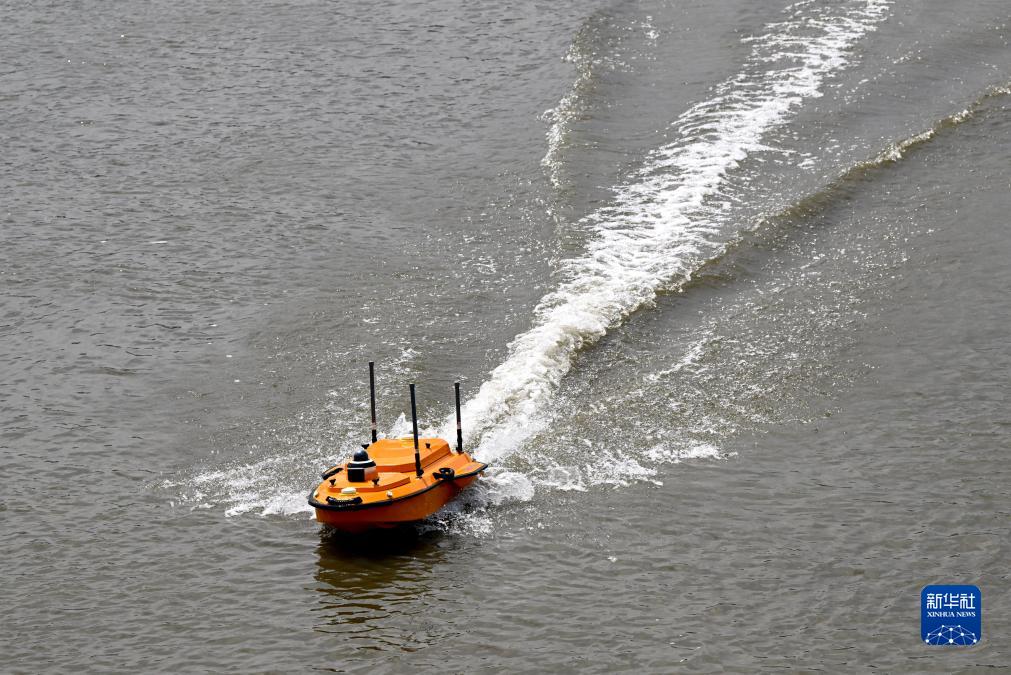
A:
[2,0,1009,671]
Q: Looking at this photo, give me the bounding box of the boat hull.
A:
[313,473,479,532]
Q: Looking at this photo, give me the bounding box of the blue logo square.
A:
[921,585,981,646]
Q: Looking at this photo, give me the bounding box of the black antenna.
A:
[454,382,463,454]
[409,383,422,477]
[368,361,378,443]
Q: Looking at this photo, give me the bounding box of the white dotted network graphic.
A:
[924,625,978,646]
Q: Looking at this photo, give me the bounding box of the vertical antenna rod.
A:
[409,383,422,477]
[368,361,378,443]
[454,381,463,454]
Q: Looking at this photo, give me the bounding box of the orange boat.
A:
[308,362,487,532]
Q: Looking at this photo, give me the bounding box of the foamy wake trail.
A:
[451,0,890,459]
[175,1,892,521]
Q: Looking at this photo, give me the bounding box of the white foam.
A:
[483,469,537,505]
[453,0,890,461]
[540,40,594,188]
[542,15,665,187]
[645,332,712,382]
[644,441,722,464]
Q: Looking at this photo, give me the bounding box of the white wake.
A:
[452,0,890,461]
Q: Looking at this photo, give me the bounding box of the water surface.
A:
[2,0,1009,671]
